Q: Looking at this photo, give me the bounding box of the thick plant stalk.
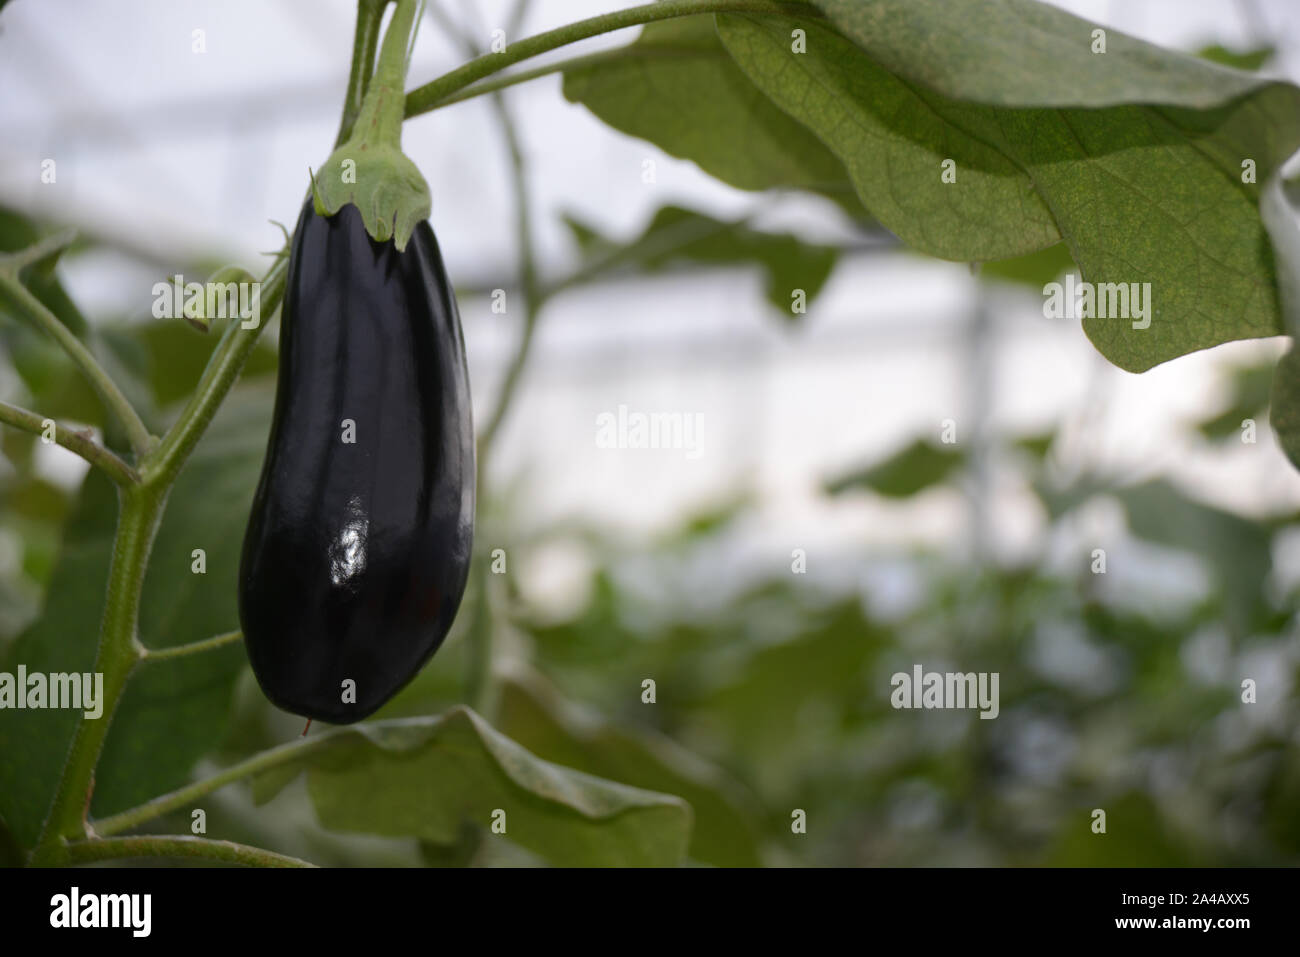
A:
[30,487,165,863]
[29,260,288,866]
[405,0,820,115]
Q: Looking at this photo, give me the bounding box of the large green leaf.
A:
[717,12,1300,371]
[253,708,693,867]
[564,204,838,318]
[0,384,274,847]
[810,0,1283,109]
[496,669,762,866]
[562,16,865,217]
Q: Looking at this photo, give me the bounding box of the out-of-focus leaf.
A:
[1115,480,1272,634]
[1042,793,1202,866]
[563,17,867,219]
[1012,431,1056,461]
[105,319,278,409]
[1197,45,1274,72]
[685,601,887,792]
[0,326,105,426]
[825,439,965,498]
[1272,345,1300,470]
[0,384,275,847]
[565,205,837,317]
[0,207,88,336]
[1195,361,1273,440]
[496,668,762,866]
[252,708,692,867]
[981,244,1074,288]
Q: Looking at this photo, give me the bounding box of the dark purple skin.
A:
[239,199,474,723]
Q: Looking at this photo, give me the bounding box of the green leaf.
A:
[496,669,762,866]
[0,467,115,848]
[825,439,965,498]
[254,708,693,867]
[1195,361,1273,440]
[718,12,1300,371]
[0,207,89,337]
[1012,430,1057,461]
[0,385,274,847]
[810,0,1282,109]
[564,204,837,317]
[562,17,866,218]
[123,320,277,409]
[1197,45,1274,72]
[1271,345,1300,471]
[981,244,1074,289]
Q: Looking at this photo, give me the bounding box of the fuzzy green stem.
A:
[140,630,242,663]
[405,0,820,117]
[0,399,139,485]
[353,0,421,148]
[425,47,629,110]
[64,836,315,868]
[335,0,394,147]
[0,274,154,457]
[0,228,78,272]
[93,727,351,837]
[30,485,166,862]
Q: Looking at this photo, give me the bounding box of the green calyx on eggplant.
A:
[239,197,474,722]
[240,0,473,722]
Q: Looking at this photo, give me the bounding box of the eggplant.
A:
[239,198,474,722]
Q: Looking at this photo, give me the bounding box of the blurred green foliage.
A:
[2,200,1297,869]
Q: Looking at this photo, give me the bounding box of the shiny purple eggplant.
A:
[239,199,474,722]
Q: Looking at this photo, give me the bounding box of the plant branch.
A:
[141,256,288,486]
[335,0,394,147]
[30,487,165,860]
[433,1,540,712]
[405,0,821,117]
[62,835,315,868]
[140,629,242,663]
[94,730,343,837]
[476,102,541,465]
[0,228,78,272]
[0,399,139,485]
[424,46,629,110]
[0,274,154,457]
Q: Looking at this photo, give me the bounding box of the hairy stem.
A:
[335,0,394,147]
[94,728,345,837]
[64,835,315,868]
[352,0,422,147]
[405,0,820,117]
[0,399,139,485]
[30,486,165,861]
[423,46,631,110]
[0,227,78,272]
[28,255,287,864]
[0,274,154,457]
[140,630,242,663]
